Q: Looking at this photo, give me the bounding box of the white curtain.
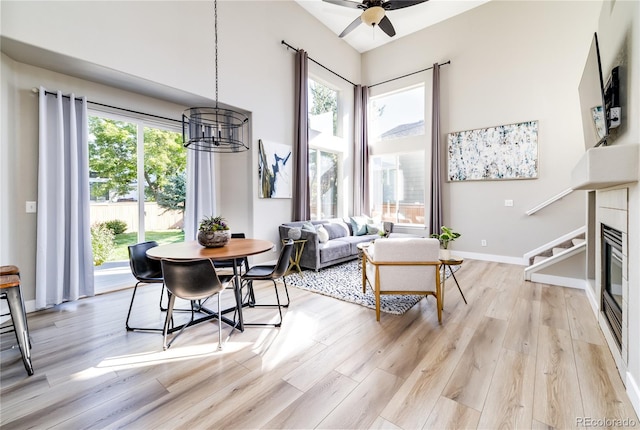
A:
[36,87,94,309]
[184,150,216,240]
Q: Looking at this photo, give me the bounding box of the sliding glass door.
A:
[88,113,185,293]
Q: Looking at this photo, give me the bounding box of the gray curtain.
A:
[292,49,310,221]
[36,87,94,309]
[354,85,370,216]
[429,63,443,235]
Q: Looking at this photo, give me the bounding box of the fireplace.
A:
[601,224,623,349]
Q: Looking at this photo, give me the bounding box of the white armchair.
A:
[362,238,442,322]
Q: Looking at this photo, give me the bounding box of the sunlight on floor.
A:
[253,310,319,372]
[72,341,253,379]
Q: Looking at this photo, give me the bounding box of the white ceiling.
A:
[294,0,490,53]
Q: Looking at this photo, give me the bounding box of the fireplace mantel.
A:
[571,144,639,190]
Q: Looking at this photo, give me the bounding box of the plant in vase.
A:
[197,215,231,248]
[430,226,461,259]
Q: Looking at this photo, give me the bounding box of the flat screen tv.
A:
[578,32,608,148]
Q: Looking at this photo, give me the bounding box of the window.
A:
[309,148,339,220]
[88,113,186,265]
[369,85,425,142]
[308,78,342,220]
[370,152,425,224]
[309,79,339,137]
[368,83,427,226]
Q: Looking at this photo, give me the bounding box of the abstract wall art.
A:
[447,120,539,181]
[258,139,292,198]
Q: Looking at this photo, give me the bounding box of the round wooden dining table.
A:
[147,238,274,332]
[146,238,274,261]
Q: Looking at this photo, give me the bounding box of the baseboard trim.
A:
[450,251,526,266]
[529,273,586,289]
[626,371,640,419]
[584,279,599,315]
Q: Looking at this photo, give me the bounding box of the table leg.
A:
[232,262,245,331]
[441,265,446,309]
[449,268,467,304]
[174,258,246,333]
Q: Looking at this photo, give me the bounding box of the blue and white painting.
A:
[447,120,538,181]
[258,139,292,198]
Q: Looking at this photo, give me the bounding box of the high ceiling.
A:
[294,0,490,53]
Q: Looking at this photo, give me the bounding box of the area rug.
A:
[285,260,459,315]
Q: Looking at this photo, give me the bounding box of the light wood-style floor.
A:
[1,260,638,429]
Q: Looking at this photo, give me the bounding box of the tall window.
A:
[308,78,342,219]
[369,84,426,225]
[370,152,425,224]
[369,85,425,141]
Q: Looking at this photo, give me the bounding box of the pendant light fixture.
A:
[182,0,249,153]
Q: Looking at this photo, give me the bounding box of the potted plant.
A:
[197,215,231,248]
[431,226,461,259]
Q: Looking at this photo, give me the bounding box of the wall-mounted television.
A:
[578,32,608,148]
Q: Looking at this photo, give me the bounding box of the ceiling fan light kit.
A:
[361,6,385,26]
[324,0,428,38]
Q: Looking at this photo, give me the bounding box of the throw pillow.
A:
[287,227,302,240]
[301,221,316,232]
[324,223,349,240]
[317,225,329,243]
[366,223,381,235]
[350,216,368,236]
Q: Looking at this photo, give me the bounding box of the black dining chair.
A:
[126,241,165,332]
[161,258,228,350]
[240,239,294,327]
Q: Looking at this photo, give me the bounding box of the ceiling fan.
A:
[322,0,429,38]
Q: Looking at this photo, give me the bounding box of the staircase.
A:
[524,227,586,283]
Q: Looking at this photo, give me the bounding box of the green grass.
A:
[110,230,185,261]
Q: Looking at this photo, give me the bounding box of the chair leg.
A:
[163,294,176,350]
[125,282,141,331]
[240,278,285,327]
[5,286,33,376]
[160,283,192,313]
[281,278,290,308]
[126,282,163,332]
[217,291,223,351]
[159,284,167,311]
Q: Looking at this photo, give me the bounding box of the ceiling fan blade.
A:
[322,0,364,10]
[383,0,429,11]
[378,15,396,37]
[339,16,363,38]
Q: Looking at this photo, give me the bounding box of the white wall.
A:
[0,1,361,300]
[362,0,601,258]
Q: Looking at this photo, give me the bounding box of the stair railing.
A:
[525,188,574,216]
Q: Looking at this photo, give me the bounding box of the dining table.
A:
[146,238,274,332]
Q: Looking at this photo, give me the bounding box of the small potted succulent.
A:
[197,215,231,248]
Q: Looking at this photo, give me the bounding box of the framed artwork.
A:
[447,120,539,181]
[258,139,292,198]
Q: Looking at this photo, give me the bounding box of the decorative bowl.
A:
[197,230,231,248]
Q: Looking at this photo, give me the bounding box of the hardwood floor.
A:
[1,260,637,429]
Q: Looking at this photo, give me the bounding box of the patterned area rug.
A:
[285,259,459,315]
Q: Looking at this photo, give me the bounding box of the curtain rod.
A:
[34,88,182,124]
[369,60,451,88]
[281,40,356,87]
